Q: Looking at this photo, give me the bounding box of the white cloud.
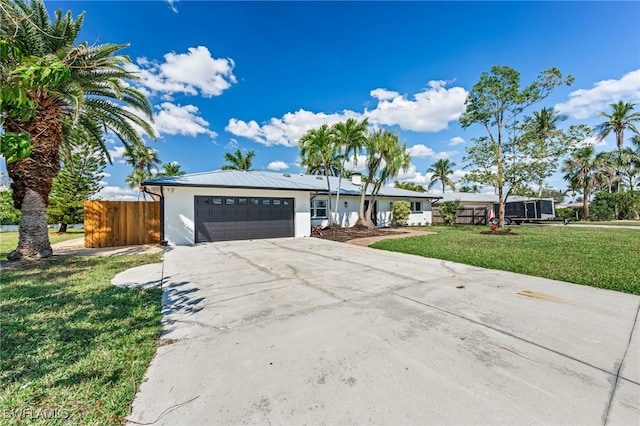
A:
[366,80,468,132]
[166,0,178,13]
[153,102,217,138]
[576,135,608,148]
[555,69,640,119]
[94,186,139,201]
[407,144,436,158]
[267,161,289,171]
[127,46,236,98]
[226,109,361,147]
[107,146,127,164]
[448,136,465,146]
[407,144,456,160]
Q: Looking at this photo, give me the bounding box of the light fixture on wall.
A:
[390,201,394,208]
[344,201,348,208]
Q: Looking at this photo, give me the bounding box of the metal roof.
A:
[143,170,441,199]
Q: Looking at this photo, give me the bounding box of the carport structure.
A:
[125,238,640,425]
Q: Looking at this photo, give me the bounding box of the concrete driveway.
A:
[124,237,639,425]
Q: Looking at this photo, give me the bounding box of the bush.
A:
[439,200,461,226]
[590,191,640,221]
[392,201,411,226]
[555,207,576,220]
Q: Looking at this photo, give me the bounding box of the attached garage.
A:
[195,196,294,242]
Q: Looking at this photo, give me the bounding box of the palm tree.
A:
[124,144,161,175]
[221,149,255,171]
[562,147,603,220]
[299,124,338,224]
[1,0,154,260]
[331,118,368,219]
[596,101,640,153]
[157,162,186,177]
[426,159,457,193]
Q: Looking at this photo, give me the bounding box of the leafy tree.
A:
[394,181,425,192]
[522,107,571,195]
[48,128,106,232]
[439,200,461,226]
[357,130,410,228]
[391,200,411,226]
[221,149,255,171]
[459,65,574,226]
[331,118,368,220]
[299,124,339,224]
[157,161,186,177]
[0,188,21,225]
[426,159,457,193]
[1,0,155,260]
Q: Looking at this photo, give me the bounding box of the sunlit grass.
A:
[0,254,163,425]
[372,225,640,295]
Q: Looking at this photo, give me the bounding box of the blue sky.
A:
[5,1,640,199]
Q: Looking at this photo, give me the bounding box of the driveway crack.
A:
[602,299,640,425]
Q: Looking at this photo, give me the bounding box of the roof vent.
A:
[316,176,323,180]
[283,173,291,177]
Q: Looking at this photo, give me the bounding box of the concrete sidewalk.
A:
[126,237,639,425]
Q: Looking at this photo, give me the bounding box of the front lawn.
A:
[0,229,85,259]
[570,220,640,227]
[371,225,640,295]
[0,254,163,425]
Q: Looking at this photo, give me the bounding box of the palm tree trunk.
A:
[5,105,62,260]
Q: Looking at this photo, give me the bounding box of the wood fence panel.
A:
[432,206,488,225]
[84,201,159,248]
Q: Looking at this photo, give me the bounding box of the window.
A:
[410,201,422,212]
[225,198,235,205]
[311,199,328,219]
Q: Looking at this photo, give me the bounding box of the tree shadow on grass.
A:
[0,255,163,422]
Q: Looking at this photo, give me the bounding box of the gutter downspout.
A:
[142,186,166,245]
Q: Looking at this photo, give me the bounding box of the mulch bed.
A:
[311,224,406,242]
[478,230,518,236]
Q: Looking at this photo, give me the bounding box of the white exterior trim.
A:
[311,195,433,228]
[161,186,311,245]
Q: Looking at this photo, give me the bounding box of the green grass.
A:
[0,229,85,259]
[0,254,163,425]
[372,225,640,295]
[570,220,640,226]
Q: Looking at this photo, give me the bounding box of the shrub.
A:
[439,200,461,226]
[590,191,640,221]
[392,200,411,226]
[555,207,576,220]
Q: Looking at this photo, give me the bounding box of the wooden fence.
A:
[84,201,160,248]
[432,206,488,225]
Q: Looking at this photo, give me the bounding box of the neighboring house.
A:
[142,170,440,245]
[434,192,498,209]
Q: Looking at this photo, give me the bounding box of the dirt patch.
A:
[312,224,409,242]
[479,230,518,236]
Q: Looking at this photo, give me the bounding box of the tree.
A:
[394,181,425,192]
[458,184,480,193]
[596,101,640,153]
[523,107,569,195]
[391,200,411,226]
[562,146,602,220]
[299,124,339,224]
[596,101,640,194]
[331,118,368,220]
[356,130,410,228]
[157,161,186,177]
[48,127,106,232]
[221,149,255,171]
[459,65,574,227]
[1,0,155,260]
[426,159,457,193]
[0,188,21,225]
[123,144,160,200]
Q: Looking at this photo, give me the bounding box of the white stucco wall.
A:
[161,186,312,245]
[311,196,433,228]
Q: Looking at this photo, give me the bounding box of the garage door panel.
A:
[195,196,295,242]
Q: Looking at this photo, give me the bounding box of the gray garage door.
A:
[195,196,294,242]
